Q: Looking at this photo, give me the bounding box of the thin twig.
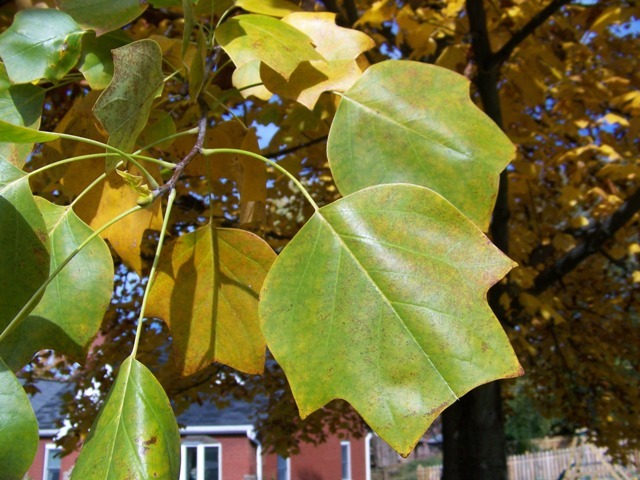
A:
[264,136,328,159]
[154,112,208,197]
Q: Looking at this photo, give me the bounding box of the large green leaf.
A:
[94,39,164,162]
[146,226,275,376]
[0,197,114,370]
[0,169,49,336]
[72,356,181,480]
[260,184,523,455]
[0,357,39,480]
[236,0,301,17]
[58,0,147,36]
[78,31,131,90]
[0,9,84,84]
[0,64,44,167]
[327,61,515,231]
[215,14,324,81]
[0,119,59,144]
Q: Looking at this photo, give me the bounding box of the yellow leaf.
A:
[355,0,397,28]
[62,160,163,274]
[570,215,590,228]
[261,12,375,109]
[436,44,469,73]
[597,113,630,128]
[233,60,273,101]
[192,122,268,227]
[146,226,275,375]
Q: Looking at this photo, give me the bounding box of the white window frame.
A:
[43,444,62,480]
[341,440,352,480]
[276,454,291,480]
[179,442,222,480]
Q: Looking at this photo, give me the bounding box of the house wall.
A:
[262,433,369,480]
[28,439,78,480]
[27,430,367,480]
[218,434,257,479]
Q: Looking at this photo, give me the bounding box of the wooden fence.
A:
[415,444,637,480]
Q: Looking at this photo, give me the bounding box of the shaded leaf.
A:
[0,357,39,479]
[58,0,148,36]
[62,161,163,275]
[189,28,207,100]
[0,9,84,84]
[78,30,131,90]
[182,0,197,57]
[215,14,324,81]
[147,226,275,375]
[188,122,267,227]
[93,39,164,166]
[233,60,273,101]
[0,169,49,336]
[0,63,45,167]
[261,12,374,109]
[327,61,514,230]
[0,197,114,370]
[260,184,522,455]
[139,111,177,150]
[236,0,301,17]
[72,356,181,480]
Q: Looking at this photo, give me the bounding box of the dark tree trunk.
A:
[442,1,510,478]
[442,382,508,480]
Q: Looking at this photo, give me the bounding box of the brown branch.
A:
[154,113,208,197]
[488,0,573,71]
[342,0,360,27]
[532,187,640,294]
[264,135,328,159]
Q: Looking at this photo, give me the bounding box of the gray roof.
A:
[28,380,256,432]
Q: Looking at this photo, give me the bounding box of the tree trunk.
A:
[442,382,508,480]
[442,1,510,478]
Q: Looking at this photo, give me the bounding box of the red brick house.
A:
[27,380,372,480]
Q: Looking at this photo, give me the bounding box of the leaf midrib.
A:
[315,212,459,400]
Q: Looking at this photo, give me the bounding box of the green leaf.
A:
[0,357,39,480]
[0,119,59,144]
[0,64,45,167]
[327,61,515,231]
[93,39,164,164]
[259,184,522,455]
[146,226,275,375]
[236,0,301,17]
[72,356,181,480]
[215,14,324,81]
[182,0,197,57]
[0,9,84,84]
[58,0,148,36]
[78,30,131,90]
[0,173,49,336]
[0,197,114,370]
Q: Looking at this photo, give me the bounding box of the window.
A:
[341,441,351,480]
[43,445,62,480]
[277,455,290,480]
[180,444,221,480]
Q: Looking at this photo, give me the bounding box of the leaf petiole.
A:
[201,148,319,211]
[54,132,160,189]
[131,188,177,358]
